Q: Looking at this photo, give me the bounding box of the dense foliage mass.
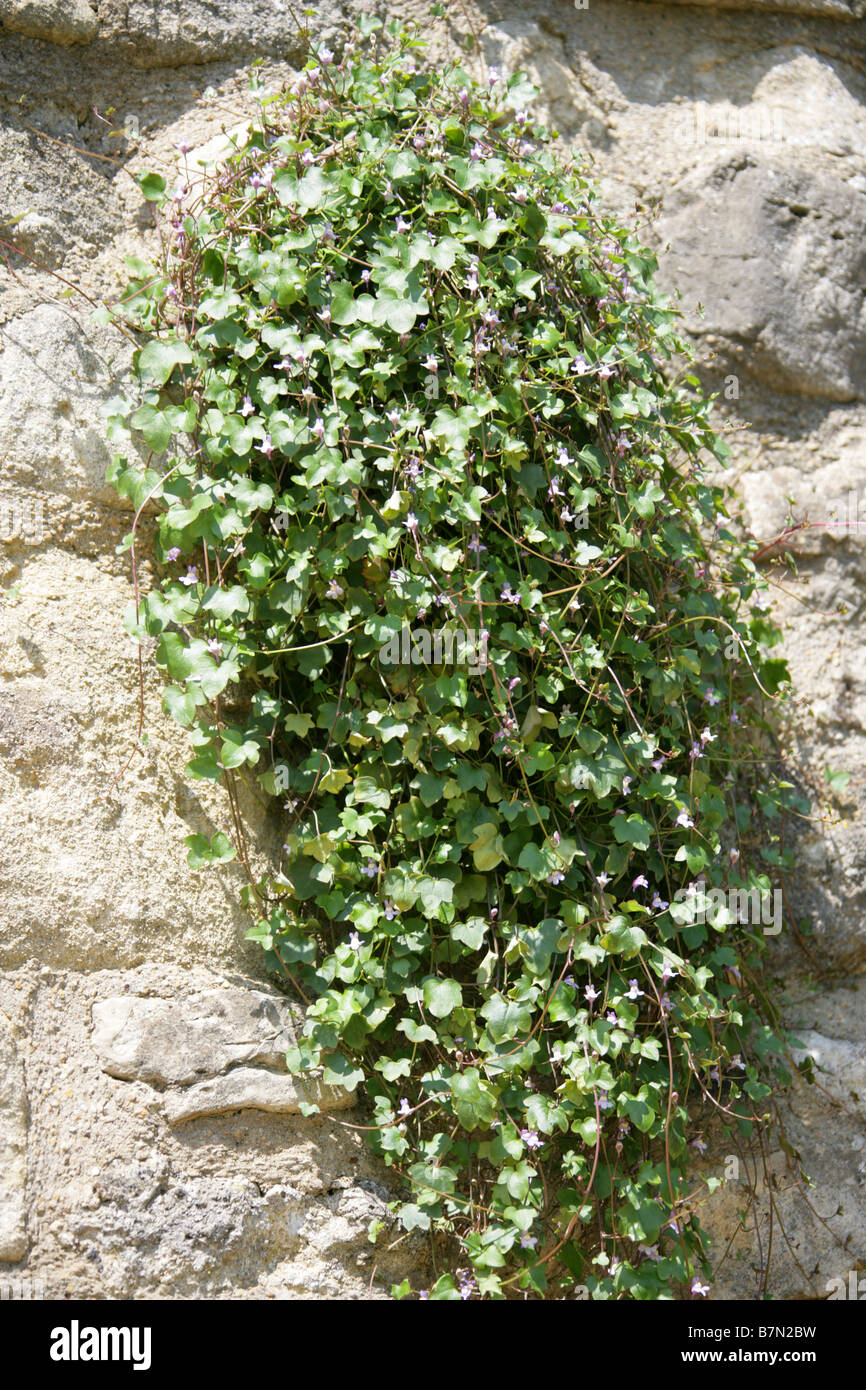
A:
[108,19,800,1299]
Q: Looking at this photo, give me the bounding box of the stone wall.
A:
[1,0,864,1299]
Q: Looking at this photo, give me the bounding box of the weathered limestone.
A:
[0,0,98,46]
[0,1011,28,1261]
[163,1069,356,1125]
[91,982,355,1125]
[92,986,303,1085]
[654,157,866,402]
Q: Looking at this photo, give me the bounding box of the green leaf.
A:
[137,171,167,202]
[137,339,194,386]
[185,831,237,869]
[599,916,648,957]
[623,1095,656,1133]
[422,976,463,1019]
[322,1052,364,1091]
[480,994,532,1043]
[202,585,250,618]
[612,814,652,851]
[450,1068,497,1130]
[825,767,852,795]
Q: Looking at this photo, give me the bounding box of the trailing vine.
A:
[108,17,804,1299]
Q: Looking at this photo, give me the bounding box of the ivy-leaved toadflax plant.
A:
[108,15,803,1301]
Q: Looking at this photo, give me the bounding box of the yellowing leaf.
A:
[468,821,507,872]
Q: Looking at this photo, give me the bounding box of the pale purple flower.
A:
[250,163,274,190]
[547,870,564,886]
[676,809,694,829]
[383,900,398,920]
[239,396,255,417]
[349,931,361,950]
[165,547,181,562]
[257,435,274,459]
[584,984,600,1003]
[520,1129,543,1150]
[398,1097,412,1117]
[519,1232,537,1249]
[312,418,326,440]
[405,513,418,533]
[691,1278,710,1297]
[180,566,198,586]
[206,638,223,658]
[632,874,649,889]
[626,980,644,1001]
[651,893,669,911]
[660,962,677,983]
